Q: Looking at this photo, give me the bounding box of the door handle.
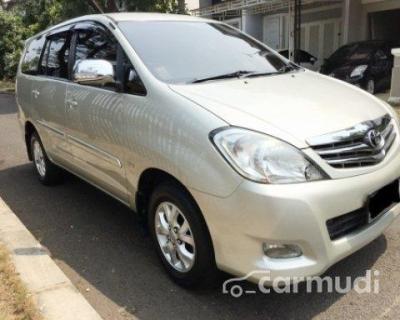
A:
[32,89,40,99]
[66,99,78,109]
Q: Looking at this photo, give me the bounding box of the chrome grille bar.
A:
[307,114,397,169]
[316,142,372,156]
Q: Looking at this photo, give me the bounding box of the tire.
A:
[148,182,218,288]
[366,78,375,94]
[30,132,63,185]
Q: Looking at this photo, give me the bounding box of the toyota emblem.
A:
[366,129,384,149]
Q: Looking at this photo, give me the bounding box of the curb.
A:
[0,196,103,320]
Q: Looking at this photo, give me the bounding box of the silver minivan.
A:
[17,13,400,287]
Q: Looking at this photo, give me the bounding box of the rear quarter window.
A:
[21,36,46,75]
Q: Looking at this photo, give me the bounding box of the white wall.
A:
[186,0,200,11]
[343,0,363,43]
[243,14,263,41]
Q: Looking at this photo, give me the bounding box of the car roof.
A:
[27,12,216,42]
[106,12,212,22]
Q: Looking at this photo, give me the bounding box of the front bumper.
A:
[190,154,400,284]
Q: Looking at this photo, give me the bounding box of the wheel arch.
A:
[136,168,199,217]
[136,167,217,267]
[24,121,37,161]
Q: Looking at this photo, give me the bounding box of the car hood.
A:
[169,71,389,148]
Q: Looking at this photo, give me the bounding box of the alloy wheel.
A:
[154,201,196,272]
[33,139,46,177]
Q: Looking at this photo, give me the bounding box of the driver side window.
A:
[75,26,117,63]
[72,22,146,95]
[73,24,118,89]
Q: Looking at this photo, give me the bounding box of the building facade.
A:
[191,0,400,69]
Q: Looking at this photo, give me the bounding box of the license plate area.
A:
[368,179,400,222]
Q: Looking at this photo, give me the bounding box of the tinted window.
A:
[74,25,117,64]
[328,42,384,64]
[122,54,146,95]
[72,24,118,90]
[46,32,72,79]
[118,21,290,84]
[21,36,46,75]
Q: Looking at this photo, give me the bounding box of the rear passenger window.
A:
[46,32,72,79]
[21,36,46,75]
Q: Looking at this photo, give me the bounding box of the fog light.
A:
[263,243,302,259]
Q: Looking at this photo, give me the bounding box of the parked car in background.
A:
[16,13,400,288]
[320,40,396,94]
[279,49,318,70]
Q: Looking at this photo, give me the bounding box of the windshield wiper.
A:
[191,64,300,83]
[242,71,278,78]
[191,70,254,83]
[242,63,300,79]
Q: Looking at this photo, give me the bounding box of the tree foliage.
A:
[0,0,187,79]
[0,10,28,79]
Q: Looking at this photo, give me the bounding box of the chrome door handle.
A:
[32,89,40,99]
[66,99,78,108]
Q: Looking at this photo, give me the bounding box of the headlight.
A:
[350,65,368,78]
[211,128,327,184]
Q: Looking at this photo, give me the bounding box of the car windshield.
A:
[328,43,381,64]
[118,21,294,84]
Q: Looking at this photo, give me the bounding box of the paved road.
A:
[1,93,400,320]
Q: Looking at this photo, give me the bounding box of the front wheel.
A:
[148,182,218,287]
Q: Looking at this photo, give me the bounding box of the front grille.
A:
[326,180,400,240]
[307,114,396,169]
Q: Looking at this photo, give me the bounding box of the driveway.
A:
[0,93,400,320]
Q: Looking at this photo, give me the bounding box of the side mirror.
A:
[73,59,115,86]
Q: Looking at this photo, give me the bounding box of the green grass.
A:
[0,81,15,93]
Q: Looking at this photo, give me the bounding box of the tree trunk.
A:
[86,0,104,13]
[105,0,119,12]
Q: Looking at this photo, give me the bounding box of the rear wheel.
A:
[148,182,218,287]
[30,132,63,185]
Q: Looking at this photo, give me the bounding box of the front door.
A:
[65,22,129,203]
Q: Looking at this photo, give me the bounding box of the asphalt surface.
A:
[0,93,400,320]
